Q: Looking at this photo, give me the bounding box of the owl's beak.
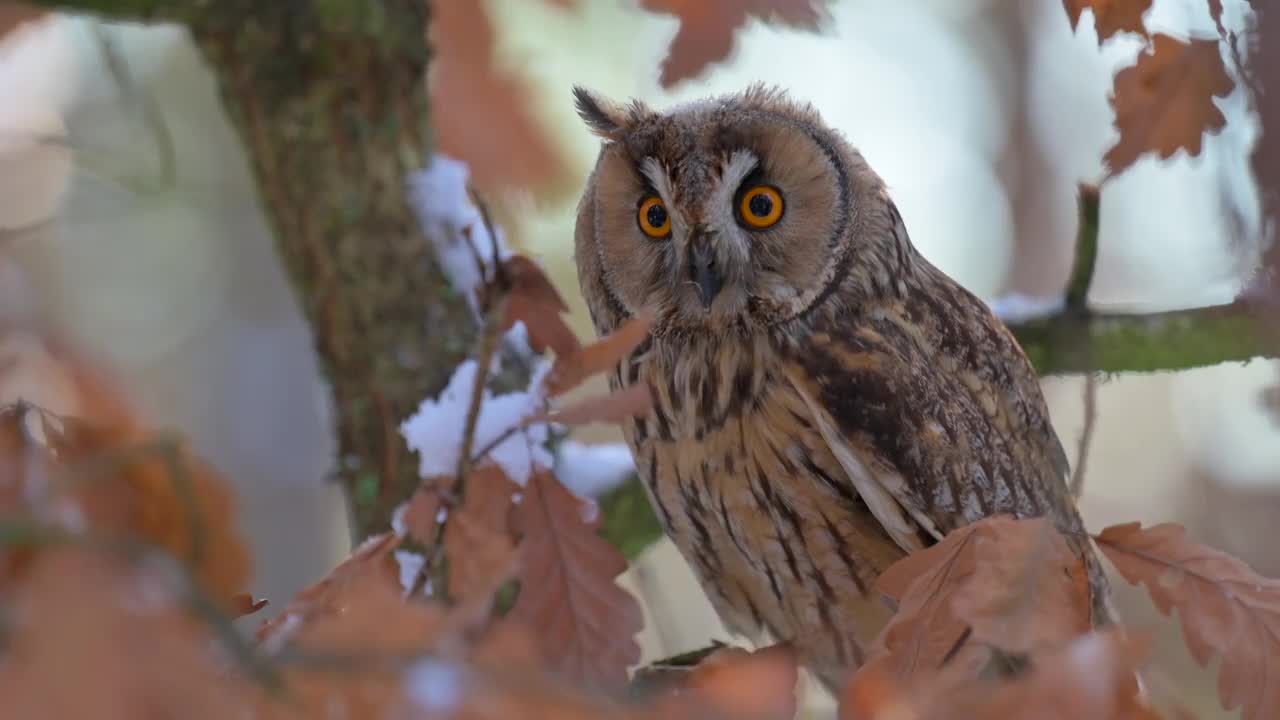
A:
[689,242,722,309]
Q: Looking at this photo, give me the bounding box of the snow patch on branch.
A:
[554,441,636,499]
[400,357,553,487]
[407,153,512,318]
[988,293,1065,324]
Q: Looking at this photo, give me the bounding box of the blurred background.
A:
[0,0,1274,716]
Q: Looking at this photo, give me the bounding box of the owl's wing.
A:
[782,271,1076,556]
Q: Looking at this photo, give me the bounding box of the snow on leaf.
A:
[950,517,1091,656]
[400,358,554,487]
[509,470,643,688]
[501,254,581,358]
[641,0,830,88]
[444,466,520,603]
[1104,34,1234,177]
[545,311,653,397]
[554,440,637,499]
[531,383,653,429]
[427,0,567,191]
[1063,0,1152,42]
[1093,521,1280,720]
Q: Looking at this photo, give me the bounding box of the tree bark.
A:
[29,0,479,540]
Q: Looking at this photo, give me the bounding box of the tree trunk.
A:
[29,0,479,540]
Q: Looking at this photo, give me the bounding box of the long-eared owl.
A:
[570,84,1111,688]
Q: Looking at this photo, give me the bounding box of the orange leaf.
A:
[545,310,653,397]
[1093,522,1280,720]
[0,547,251,720]
[641,0,828,88]
[502,255,581,357]
[1063,0,1152,42]
[445,466,520,602]
[870,521,987,683]
[949,517,1091,655]
[678,644,800,720]
[530,383,653,427]
[428,0,567,190]
[842,629,1154,720]
[509,470,643,687]
[0,335,251,607]
[399,484,443,546]
[1105,34,1234,176]
[229,593,269,618]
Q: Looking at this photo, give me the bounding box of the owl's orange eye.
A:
[638,196,671,238]
[739,185,784,229]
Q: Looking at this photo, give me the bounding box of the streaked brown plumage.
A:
[570,84,1111,687]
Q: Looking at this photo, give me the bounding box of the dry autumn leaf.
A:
[0,547,252,720]
[530,382,653,427]
[398,484,443,546]
[427,0,567,191]
[545,310,653,397]
[444,466,520,603]
[949,517,1091,655]
[0,335,250,608]
[1093,521,1280,720]
[509,470,644,688]
[1105,33,1234,176]
[674,644,800,720]
[1063,0,1152,42]
[842,629,1154,720]
[501,255,581,358]
[641,0,829,88]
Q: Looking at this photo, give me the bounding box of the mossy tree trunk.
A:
[32,0,478,540]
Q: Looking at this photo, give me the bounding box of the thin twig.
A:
[1070,375,1098,499]
[413,191,513,601]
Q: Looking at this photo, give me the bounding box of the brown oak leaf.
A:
[501,254,581,358]
[674,644,800,720]
[509,470,644,688]
[1093,521,1280,720]
[871,516,1092,683]
[544,310,653,397]
[529,382,653,427]
[842,629,1154,720]
[428,0,567,190]
[1105,33,1234,176]
[641,0,829,88]
[950,517,1091,655]
[444,466,520,602]
[1063,0,1152,42]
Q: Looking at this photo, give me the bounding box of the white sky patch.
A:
[407,154,513,319]
[987,293,1065,324]
[554,440,637,498]
[400,358,554,487]
[404,659,466,714]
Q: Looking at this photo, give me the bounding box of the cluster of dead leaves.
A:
[838,514,1280,720]
[1064,0,1237,177]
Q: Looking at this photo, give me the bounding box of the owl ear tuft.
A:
[573,86,633,142]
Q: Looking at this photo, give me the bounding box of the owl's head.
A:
[572,84,897,338]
